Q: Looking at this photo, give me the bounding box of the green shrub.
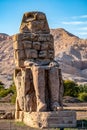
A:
[0,89,7,98]
[78,93,87,101]
[64,80,79,97]
[0,82,17,103]
[0,88,12,98]
[0,85,4,90]
[78,84,87,93]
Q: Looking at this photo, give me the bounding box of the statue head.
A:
[20,12,50,34]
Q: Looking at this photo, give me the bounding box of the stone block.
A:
[41,42,48,50]
[13,33,31,41]
[25,49,31,58]
[13,33,23,41]
[38,34,49,42]
[25,49,38,59]
[47,34,54,43]
[15,59,24,67]
[14,33,39,42]
[22,33,32,41]
[48,41,54,49]
[31,33,39,41]
[39,51,47,58]
[13,33,33,42]
[13,41,24,50]
[48,50,54,59]
[23,41,32,49]
[14,50,25,60]
[24,21,49,33]
[33,42,40,50]
[36,59,50,65]
[38,34,53,42]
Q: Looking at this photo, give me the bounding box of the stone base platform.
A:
[15,111,76,128]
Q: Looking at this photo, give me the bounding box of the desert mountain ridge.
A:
[0,33,12,41]
[51,28,87,83]
[0,28,87,87]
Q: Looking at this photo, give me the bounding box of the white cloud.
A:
[80,15,87,18]
[62,21,87,25]
[78,27,87,30]
[61,15,87,38]
[78,32,87,35]
[71,15,87,19]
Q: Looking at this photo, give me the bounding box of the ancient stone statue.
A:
[13,12,76,129]
[13,12,63,113]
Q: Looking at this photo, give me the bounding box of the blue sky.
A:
[0,0,87,39]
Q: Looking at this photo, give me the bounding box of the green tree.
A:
[78,84,87,93]
[64,80,79,97]
[0,82,17,103]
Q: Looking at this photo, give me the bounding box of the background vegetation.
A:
[63,80,87,101]
[0,81,16,103]
[0,79,87,103]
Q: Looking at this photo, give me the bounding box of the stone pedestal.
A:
[15,111,76,128]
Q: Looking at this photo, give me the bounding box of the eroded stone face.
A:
[20,12,50,33]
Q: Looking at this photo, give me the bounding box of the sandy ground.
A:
[0,120,79,130]
[0,103,15,112]
[0,102,87,112]
[0,120,38,130]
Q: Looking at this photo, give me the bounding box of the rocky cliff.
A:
[0,34,14,87]
[0,29,87,87]
[51,28,87,84]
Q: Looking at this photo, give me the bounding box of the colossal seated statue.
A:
[13,12,63,113]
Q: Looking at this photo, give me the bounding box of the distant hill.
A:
[0,33,10,41]
[0,34,14,88]
[51,28,87,84]
[1,29,87,87]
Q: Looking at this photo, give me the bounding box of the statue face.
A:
[22,12,46,22]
